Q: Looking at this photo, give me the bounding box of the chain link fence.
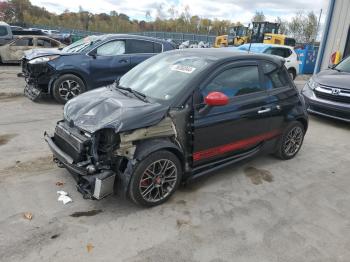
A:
[29,24,216,44]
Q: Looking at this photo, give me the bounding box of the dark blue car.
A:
[21,34,175,103]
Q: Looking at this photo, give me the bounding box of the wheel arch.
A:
[134,138,185,166]
[48,71,88,95]
[296,117,308,132]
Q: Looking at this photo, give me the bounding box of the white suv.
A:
[263,44,299,80]
[236,43,300,80]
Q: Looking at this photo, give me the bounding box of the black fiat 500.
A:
[45,49,308,206]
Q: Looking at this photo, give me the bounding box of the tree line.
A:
[0,0,319,43]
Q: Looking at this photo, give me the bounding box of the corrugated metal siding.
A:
[321,0,350,69]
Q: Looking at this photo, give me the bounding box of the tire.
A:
[52,74,86,104]
[129,150,182,207]
[288,69,296,80]
[275,121,305,160]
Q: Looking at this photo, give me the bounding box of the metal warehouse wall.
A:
[320,0,350,70]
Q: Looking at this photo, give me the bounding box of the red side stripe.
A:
[193,129,281,161]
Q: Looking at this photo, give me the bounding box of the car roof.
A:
[165,48,284,65]
[0,21,10,26]
[240,43,294,49]
[89,34,171,44]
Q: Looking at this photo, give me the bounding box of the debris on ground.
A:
[23,212,33,220]
[57,190,72,204]
[86,243,94,253]
[55,181,65,187]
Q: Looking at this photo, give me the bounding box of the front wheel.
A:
[129,150,182,207]
[52,74,86,104]
[275,121,305,160]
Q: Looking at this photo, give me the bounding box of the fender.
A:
[117,138,184,197]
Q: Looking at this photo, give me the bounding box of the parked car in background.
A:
[232,43,300,80]
[42,29,72,45]
[21,34,176,103]
[0,35,65,64]
[302,55,350,122]
[45,49,308,206]
[0,21,13,46]
[0,21,49,46]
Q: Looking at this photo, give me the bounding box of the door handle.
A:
[119,59,128,63]
[258,108,271,114]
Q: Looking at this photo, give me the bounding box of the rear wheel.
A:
[52,74,86,104]
[275,121,305,160]
[288,68,296,80]
[129,150,182,207]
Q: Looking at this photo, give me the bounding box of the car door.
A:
[192,61,276,166]
[7,37,34,61]
[125,39,162,69]
[89,39,131,87]
[261,61,300,132]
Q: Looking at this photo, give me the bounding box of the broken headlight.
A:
[28,55,60,64]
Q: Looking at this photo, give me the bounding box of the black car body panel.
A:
[64,85,169,133]
[301,58,350,122]
[45,49,308,200]
[21,34,175,101]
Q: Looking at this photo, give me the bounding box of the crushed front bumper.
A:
[44,129,116,200]
[21,58,56,101]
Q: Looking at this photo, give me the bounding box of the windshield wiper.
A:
[114,81,149,102]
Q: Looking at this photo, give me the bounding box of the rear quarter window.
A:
[262,62,290,89]
[126,40,162,53]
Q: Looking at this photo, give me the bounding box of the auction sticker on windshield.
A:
[171,64,196,74]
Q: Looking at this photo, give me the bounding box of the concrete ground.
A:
[0,66,350,262]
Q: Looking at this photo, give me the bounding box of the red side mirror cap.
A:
[205,92,229,106]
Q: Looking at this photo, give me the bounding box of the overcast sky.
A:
[31,0,329,24]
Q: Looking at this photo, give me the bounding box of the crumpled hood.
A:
[316,69,350,90]
[24,48,63,60]
[64,86,169,133]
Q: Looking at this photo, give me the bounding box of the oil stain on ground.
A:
[244,166,274,185]
[70,210,103,218]
[0,156,56,176]
[0,92,23,101]
[0,134,17,146]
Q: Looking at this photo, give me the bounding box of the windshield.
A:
[62,36,100,53]
[335,56,350,73]
[118,52,215,102]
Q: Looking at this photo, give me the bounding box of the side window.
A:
[126,40,160,53]
[37,38,52,47]
[12,38,33,46]
[96,40,125,56]
[50,40,60,48]
[202,66,263,98]
[0,26,8,36]
[262,62,290,89]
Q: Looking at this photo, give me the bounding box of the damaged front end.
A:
[44,117,177,200]
[21,56,58,101]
